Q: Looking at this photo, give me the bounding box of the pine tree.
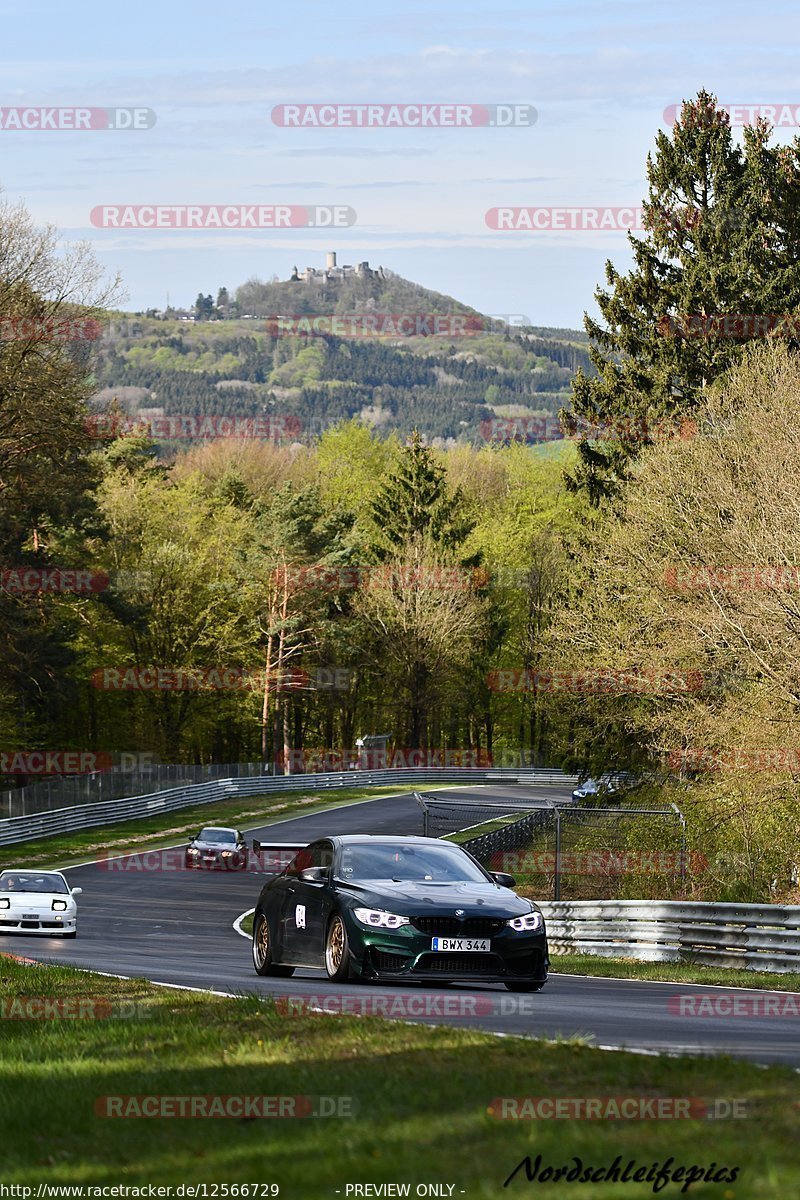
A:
[369,430,474,556]
[565,90,800,503]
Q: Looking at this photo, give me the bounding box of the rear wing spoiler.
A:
[250,840,308,874]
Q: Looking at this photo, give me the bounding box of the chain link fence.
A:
[416,790,687,900]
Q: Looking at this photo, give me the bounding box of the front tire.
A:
[252,912,294,977]
[63,930,77,940]
[325,912,353,982]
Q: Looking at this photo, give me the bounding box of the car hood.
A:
[190,840,237,851]
[1,891,74,907]
[333,878,535,918]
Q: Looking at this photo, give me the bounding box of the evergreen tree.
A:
[565,90,800,503]
[369,430,474,557]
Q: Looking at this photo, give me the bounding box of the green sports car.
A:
[251,834,548,991]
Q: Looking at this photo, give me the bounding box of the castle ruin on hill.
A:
[290,251,386,284]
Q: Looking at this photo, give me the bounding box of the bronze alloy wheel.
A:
[253,913,270,971]
[252,912,295,977]
[325,912,351,981]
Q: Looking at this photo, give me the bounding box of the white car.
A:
[0,870,82,938]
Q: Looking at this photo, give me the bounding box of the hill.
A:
[89,266,593,446]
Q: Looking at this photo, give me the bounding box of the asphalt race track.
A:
[3,783,800,1066]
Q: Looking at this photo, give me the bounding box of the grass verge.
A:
[0,784,427,872]
[0,956,793,1196]
[551,952,800,993]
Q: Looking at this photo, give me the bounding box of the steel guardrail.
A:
[539,899,800,973]
[0,767,574,848]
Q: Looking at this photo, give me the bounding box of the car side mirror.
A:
[491,871,516,888]
[71,887,83,896]
[300,867,328,883]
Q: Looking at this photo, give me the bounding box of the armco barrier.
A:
[539,899,800,973]
[0,768,573,848]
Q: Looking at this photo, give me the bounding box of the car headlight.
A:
[187,847,200,855]
[52,900,68,911]
[506,910,544,932]
[221,850,233,857]
[0,898,9,909]
[353,908,410,929]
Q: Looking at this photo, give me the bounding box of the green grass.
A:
[0,784,429,872]
[551,953,800,993]
[0,957,794,1196]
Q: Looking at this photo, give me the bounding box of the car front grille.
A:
[415,953,502,974]
[372,950,411,972]
[410,916,506,938]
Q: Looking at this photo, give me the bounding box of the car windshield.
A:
[198,828,235,843]
[0,872,69,894]
[338,843,488,883]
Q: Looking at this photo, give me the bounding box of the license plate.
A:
[23,913,37,920]
[431,937,490,952]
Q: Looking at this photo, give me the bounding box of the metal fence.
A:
[0,760,578,820]
[539,899,800,973]
[0,767,574,848]
[418,790,684,900]
[415,780,577,839]
[0,761,272,820]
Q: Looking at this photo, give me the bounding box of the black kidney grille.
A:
[416,954,500,974]
[411,916,506,938]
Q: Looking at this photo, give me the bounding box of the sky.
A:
[2,0,800,326]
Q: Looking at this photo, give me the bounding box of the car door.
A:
[278,841,334,967]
